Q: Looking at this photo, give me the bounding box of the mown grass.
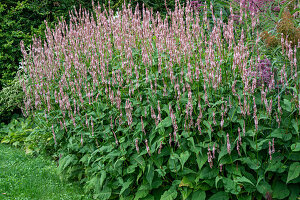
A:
[0,143,92,200]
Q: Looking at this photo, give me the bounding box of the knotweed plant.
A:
[20,0,299,199]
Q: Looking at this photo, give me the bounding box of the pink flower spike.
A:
[145,139,151,156]
[135,139,139,154]
[212,143,216,159]
[227,133,231,155]
[237,140,241,156]
[158,141,163,154]
[238,127,242,145]
[272,138,275,153]
[269,141,272,161]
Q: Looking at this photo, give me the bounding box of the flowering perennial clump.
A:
[19,0,299,199]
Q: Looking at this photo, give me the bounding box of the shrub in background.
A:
[19,1,299,200]
[0,75,24,123]
[0,0,94,123]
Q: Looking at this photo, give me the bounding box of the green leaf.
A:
[146,164,154,187]
[218,145,228,162]
[235,176,254,186]
[179,176,194,188]
[282,99,292,112]
[289,184,300,200]
[58,155,75,171]
[223,177,241,195]
[127,165,137,174]
[291,119,299,134]
[208,191,229,200]
[180,187,192,200]
[291,8,300,15]
[120,178,133,195]
[152,179,162,189]
[257,180,272,195]
[99,171,106,189]
[199,166,218,179]
[291,143,300,151]
[215,176,222,189]
[265,161,285,173]
[160,187,177,200]
[168,155,180,173]
[1,137,10,143]
[134,189,149,200]
[239,157,260,170]
[203,120,212,141]
[94,186,112,200]
[156,117,172,129]
[287,162,300,183]
[272,181,290,199]
[140,194,154,200]
[132,154,146,172]
[191,190,205,200]
[196,153,207,171]
[179,151,190,170]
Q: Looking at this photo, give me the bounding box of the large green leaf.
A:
[179,176,194,188]
[291,119,299,134]
[282,99,292,112]
[238,157,260,170]
[223,177,241,195]
[140,194,154,200]
[272,181,290,199]
[94,186,112,200]
[269,128,285,139]
[120,178,133,195]
[191,190,205,200]
[134,189,149,200]
[196,153,207,171]
[235,176,255,187]
[291,143,300,152]
[179,151,190,170]
[135,183,151,200]
[287,162,300,183]
[198,166,218,179]
[289,184,300,200]
[208,191,229,200]
[218,144,230,162]
[146,164,154,187]
[160,187,177,200]
[156,117,172,129]
[257,180,272,195]
[215,176,222,189]
[99,171,107,189]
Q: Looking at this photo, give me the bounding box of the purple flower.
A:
[257,58,273,87]
[272,6,280,12]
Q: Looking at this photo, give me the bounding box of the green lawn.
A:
[0,144,92,200]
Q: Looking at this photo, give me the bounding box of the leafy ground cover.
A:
[0,143,92,200]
